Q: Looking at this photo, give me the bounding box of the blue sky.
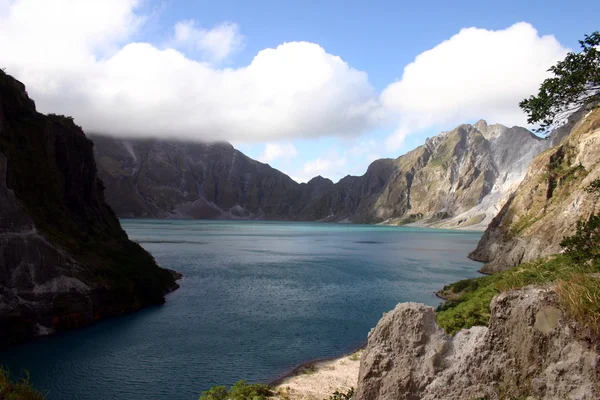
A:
[1,0,599,182]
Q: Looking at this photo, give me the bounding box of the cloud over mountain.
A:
[381,22,569,149]
[0,2,569,152]
[0,0,381,142]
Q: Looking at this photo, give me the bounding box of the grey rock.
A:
[356,287,600,400]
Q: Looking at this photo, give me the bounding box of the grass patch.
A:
[509,213,542,238]
[429,131,460,167]
[0,367,45,400]
[436,255,597,335]
[556,274,600,335]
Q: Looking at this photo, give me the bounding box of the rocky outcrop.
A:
[0,71,178,345]
[93,121,547,227]
[356,286,600,400]
[470,108,600,273]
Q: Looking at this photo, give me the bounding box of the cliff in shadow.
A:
[0,71,178,345]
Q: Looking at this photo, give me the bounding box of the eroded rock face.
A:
[470,108,600,273]
[356,287,599,400]
[0,71,177,345]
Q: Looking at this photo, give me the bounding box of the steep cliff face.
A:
[296,159,396,223]
[93,121,547,227]
[471,108,600,273]
[92,135,336,219]
[0,71,177,345]
[372,122,548,228]
[356,286,599,400]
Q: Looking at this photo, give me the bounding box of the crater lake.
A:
[0,220,483,400]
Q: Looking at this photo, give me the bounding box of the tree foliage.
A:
[520,31,600,133]
[560,179,600,266]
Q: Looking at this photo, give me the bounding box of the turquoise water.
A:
[0,220,483,399]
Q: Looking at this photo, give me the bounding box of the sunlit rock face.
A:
[471,108,600,273]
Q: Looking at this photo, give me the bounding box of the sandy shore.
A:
[270,349,363,400]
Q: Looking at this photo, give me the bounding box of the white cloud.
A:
[303,156,346,176]
[0,3,572,154]
[172,21,244,63]
[348,139,376,156]
[381,22,569,150]
[292,151,347,183]
[258,142,298,164]
[0,0,381,143]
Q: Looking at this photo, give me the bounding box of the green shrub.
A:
[198,385,228,400]
[198,381,272,400]
[325,387,355,400]
[348,351,362,361]
[229,380,272,400]
[563,227,600,263]
[560,180,600,265]
[300,364,317,375]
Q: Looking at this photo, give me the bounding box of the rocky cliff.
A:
[373,121,549,228]
[92,134,398,221]
[0,71,178,345]
[93,120,548,227]
[92,136,313,219]
[355,286,599,400]
[470,108,600,273]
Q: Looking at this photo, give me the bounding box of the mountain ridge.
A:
[92,119,550,229]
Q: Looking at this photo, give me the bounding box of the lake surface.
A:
[0,220,483,399]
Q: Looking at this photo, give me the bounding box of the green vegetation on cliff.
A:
[437,255,576,334]
[0,367,44,400]
[438,180,600,335]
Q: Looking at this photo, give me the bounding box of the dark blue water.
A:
[0,221,482,400]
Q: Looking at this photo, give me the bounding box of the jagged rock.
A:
[355,287,600,400]
[0,71,178,345]
[470,108,600,273]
